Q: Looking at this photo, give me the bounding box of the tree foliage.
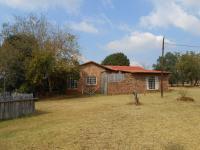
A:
[101,52,130,66]
[0,14,80,94]
[176,52,200,85]
[153,51,200,86]
[0,34,38,91]
[153,52,180,85]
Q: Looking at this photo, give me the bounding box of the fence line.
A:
[0,93,35,120]
[0,93,33,101]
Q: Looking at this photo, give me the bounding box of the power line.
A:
[165,42,200,48]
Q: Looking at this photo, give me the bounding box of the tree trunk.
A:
[190,80,193,86]
[170,83,173,87]
[182,81,184,87]
[194,79,199,86]
[48,77,53,93]
[133,91,140,105]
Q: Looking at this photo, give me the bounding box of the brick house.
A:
[66,61,170,95]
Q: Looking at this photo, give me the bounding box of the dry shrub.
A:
[177,96,194,102]
[178,88,188,97]
[128,93,142,106]
[177,88,194,102]
[163,142,184,150]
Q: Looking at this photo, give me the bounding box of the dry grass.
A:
[0,88,200,150]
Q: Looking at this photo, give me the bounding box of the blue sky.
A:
[0,0,200,68]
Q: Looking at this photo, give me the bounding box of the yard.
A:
[0,88,200,150]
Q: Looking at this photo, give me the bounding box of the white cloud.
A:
[81,14,113,27]
[102,0,114,9]
[130,60,142,67]
[106,31,167,52]
[68,21,99,34]
[71,53,89,63]
[118,24,133,32]
[180,0,200,6]
[140,0,200,35]
[0,0,82,14]
[78,55,89,63]
[99,13,114,28]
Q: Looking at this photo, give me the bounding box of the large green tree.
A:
[101,52,130,66]
[0,14,80,94]
[26,37,80,93]
[0,34,38,91]
[153,51,200,86]
[176,51,200,86]
[153,52,180,86]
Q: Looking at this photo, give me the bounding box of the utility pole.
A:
[161,37,165,98]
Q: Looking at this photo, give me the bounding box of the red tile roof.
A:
[105,65,145,72]
[105,65,168,74]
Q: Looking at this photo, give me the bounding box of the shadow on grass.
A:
[38,94,117,102]
[32,110,50,116]
[38,94,104,101]
[0,110,50,122]
[127,101,143,106]
[16,110,50,120]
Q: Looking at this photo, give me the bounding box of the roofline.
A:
[129,71,171,74]
[80,61,171,74]
[80,61,116,71]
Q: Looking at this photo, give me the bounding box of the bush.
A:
[17,83,33,93]
[177,88,194,102]
[178,88,188,97]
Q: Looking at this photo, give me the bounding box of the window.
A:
[86,76,97,85]
[108,73,124,82]
[146,76,159,90]
[67,77,78,89]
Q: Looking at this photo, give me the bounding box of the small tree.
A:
[133,91,140,105]
[101,52,130,66]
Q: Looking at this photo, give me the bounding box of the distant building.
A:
[66,61,170,95]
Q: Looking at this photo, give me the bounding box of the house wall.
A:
[77,63,106,94]
[107,73,135,95]
[66,62,169,95]
[107,73,169,95]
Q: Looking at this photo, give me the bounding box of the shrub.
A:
[178,88,188,98]
[177,88,194,102]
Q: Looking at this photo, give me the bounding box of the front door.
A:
[101,72,108,94]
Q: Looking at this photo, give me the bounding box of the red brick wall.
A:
[107,73,135,94]
[77,63,106,94]
[66,63,169,95]
[107,73,169,95]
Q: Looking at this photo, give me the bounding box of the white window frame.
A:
[86,76,97,85]
[146,76,159,90]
